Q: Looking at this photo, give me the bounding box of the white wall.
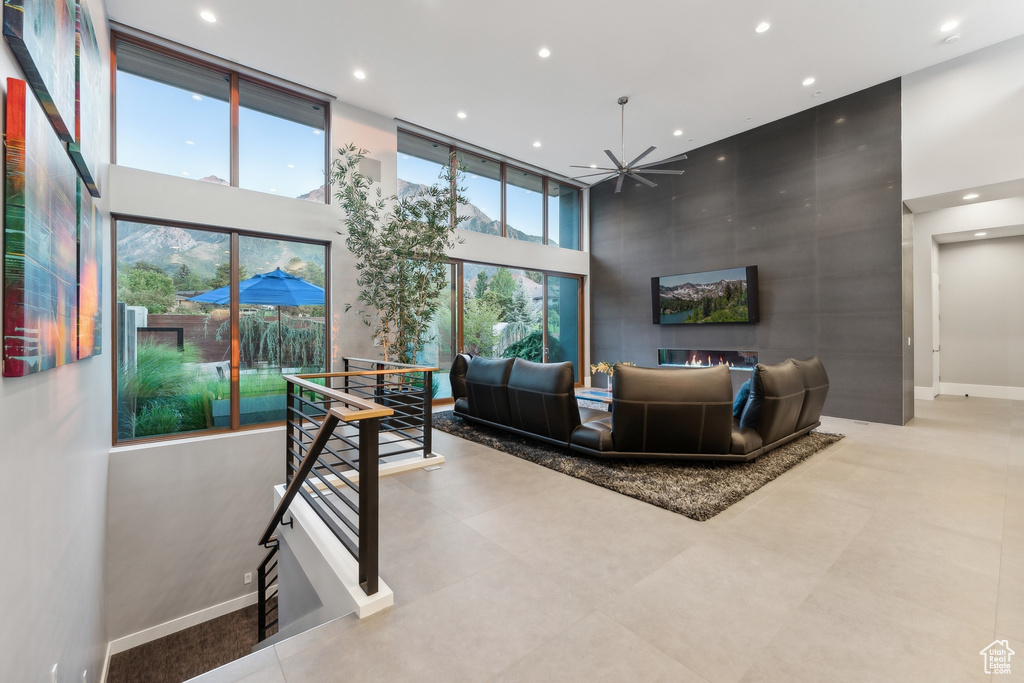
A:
[903,33,1024,397]
[903,35,1024,202]
[912,198,1024,391]
[936,235,1024,389]
[0,2,112,680]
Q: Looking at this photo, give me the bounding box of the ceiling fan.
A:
[571,96,688,193]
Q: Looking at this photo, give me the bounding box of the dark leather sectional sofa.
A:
[451,354,605,447]
[450,354,829,462]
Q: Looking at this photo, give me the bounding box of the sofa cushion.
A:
[733,379,751,418]
[569,415,614,452]
[611,364,734,454]
[507,359,581,443]
[793,356,829,430]
[464,356,514,425]
[739,366,763,430]
[753,359,806,445]
[731,420,764,455]
[449,353,472,401]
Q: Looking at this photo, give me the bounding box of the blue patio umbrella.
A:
[189,268,325,366]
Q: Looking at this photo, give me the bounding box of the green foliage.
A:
[131,260,167,275]
[208,262,248,289]
[524,270,543,284]
[118,267,176,313]
[462,295,501,356]
[332,143,466,364]
[117,341,209,439]
[659,281,749,323]
[501,329,564,363]
[212,311,326,369]
[474,271,489,300]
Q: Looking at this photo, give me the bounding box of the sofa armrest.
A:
[570,416,614,452]
[731,422,764,455]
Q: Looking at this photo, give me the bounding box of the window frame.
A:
[111,32,332,203]
[110,213,332,445]
[397,130,584,249]
[442,259,584,391]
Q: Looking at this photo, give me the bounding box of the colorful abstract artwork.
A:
[3,0,77,141]
[4,78,79,376]
[77,178,101,359]
[68,0,99,196]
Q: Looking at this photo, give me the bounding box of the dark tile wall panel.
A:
[589,79,908,424]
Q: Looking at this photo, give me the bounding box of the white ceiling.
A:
[105,0,1024,185]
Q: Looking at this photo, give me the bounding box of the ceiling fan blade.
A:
[614,174,625,193]
[637,152,689,169]
[632,169,685,175]
[570,172,616,180]
[628,172,658,188]
[569,165,617,171]
[626,145,657,169]
[604,149,622,169]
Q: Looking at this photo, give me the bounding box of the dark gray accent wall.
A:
[589,79,908,424]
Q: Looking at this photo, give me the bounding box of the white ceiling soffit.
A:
[105,0,1024,184]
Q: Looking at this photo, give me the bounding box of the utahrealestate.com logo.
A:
[980,640,1015,675]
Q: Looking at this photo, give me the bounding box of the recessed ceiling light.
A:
[974,232,987,236]
[717,156,726,161]
[532,141,541,148]
[456,111,467,119]
[940,20,959,32]
[182,171,190,176]
[813,90,824,97]
[944,34,960,44]
[673,129,683,136]
[353,70,366,80]
[538,47,551,58]
[270,188,277,193]
[589,164,597,168]
[192,94,202,101]
[963,193,979,200]
[185,140,194,145]
[745,116,752,121]
[802,77,815,86]
[200,10,216,23]
[287,164,294,168]
[755,21,770,33]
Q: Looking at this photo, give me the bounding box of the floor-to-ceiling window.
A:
[114,218,329,442]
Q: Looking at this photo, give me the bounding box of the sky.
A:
[660,267,747,288]
[116,72,325,198]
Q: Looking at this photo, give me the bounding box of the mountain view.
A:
[398,179,544,244]
[659,278,749,324]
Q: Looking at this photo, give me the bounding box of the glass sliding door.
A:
[418,263,457,399]
[545,275,580,381]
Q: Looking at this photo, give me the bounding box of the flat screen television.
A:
[651,266,759,325]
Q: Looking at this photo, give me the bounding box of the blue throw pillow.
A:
[733,379,751,418]
[739,367,763,430]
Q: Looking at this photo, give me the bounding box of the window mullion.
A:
[229,232,241,430]
[229,72,240,187]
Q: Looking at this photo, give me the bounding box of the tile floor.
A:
[193,396,1024,682]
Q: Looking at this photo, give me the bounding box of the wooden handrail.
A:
[295,367,439,379]
[282,374,391,415]
[343,356,440,370]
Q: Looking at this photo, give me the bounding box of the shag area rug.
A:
[432,411,843,521]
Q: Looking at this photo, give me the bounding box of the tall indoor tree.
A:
[332,143,466,364]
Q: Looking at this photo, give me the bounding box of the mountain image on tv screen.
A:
[657,267,750,324]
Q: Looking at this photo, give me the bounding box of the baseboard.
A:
[915,386,937,401]
[939,382,1024,401]
[105,591,258,661]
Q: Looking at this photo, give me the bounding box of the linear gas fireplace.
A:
[658,349,758,371]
